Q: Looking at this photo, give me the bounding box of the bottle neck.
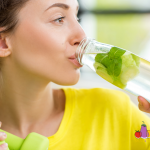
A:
[75,37,112,65]
[75,37,92,65]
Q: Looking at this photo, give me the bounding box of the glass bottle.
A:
[76,37,150,102]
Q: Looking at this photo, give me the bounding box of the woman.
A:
[0,0,150,149]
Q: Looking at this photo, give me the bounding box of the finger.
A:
[0,132,7,141]
[0,122,7,141]
[0,143,8,150]
[138,96,150,113]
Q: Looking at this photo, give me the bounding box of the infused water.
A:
[76,38,150,102]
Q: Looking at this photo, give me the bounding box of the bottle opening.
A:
[75,37,92,65]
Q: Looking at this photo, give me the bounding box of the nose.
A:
[69,21,86,46]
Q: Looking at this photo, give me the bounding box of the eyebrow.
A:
[45,3,79,12]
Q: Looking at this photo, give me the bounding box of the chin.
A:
[54,71,80,86]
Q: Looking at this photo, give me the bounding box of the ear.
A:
[0,32,12,57]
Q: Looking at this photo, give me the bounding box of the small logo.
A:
[135,121,150,141]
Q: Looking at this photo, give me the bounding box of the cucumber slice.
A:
[94,62,113,83]
[131,54,140,67]
[93,51,140,89]
[120,52,140,85]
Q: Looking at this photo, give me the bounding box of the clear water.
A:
[82,53,150,102]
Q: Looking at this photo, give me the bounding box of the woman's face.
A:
[9,0,86,85]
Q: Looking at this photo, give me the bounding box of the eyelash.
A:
[54,17,65,24]
[54,16,81,24]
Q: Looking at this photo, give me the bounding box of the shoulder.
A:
[63,88,130,111]
[70,88,129,102]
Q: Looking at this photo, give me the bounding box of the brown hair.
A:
[0,0,29,34]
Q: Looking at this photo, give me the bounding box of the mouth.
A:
[69,54,83,68]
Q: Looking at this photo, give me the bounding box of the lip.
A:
[69,54,83,68]
[68,54,76,59]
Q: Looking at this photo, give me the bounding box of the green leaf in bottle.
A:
[95,47,126,78]
[108,47,126,59]
[94,46,140,89]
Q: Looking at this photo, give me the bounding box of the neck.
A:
[0,66,58,135]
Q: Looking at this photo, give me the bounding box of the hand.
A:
[0,122,8,150]
[138,96,150,113]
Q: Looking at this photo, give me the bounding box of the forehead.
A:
[17,0,79,25]
[25,0,78,11]
[18,0,79,19]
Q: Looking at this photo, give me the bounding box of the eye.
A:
[54,17,65,24]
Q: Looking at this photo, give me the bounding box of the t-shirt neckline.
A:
[47,88,74,146]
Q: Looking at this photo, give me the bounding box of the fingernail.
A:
[0,121,2,127]
[0,132,6,137]
[1,143,8,148]
[138,96,144,105]
[139,96,146,101]
[2,132,7,137]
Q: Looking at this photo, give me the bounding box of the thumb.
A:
[138,96,150,113]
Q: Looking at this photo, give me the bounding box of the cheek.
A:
[14,24,64,58]
[10,22,80,85]
[12,21,63,65]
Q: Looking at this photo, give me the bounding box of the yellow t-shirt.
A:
[48,88,150,150]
